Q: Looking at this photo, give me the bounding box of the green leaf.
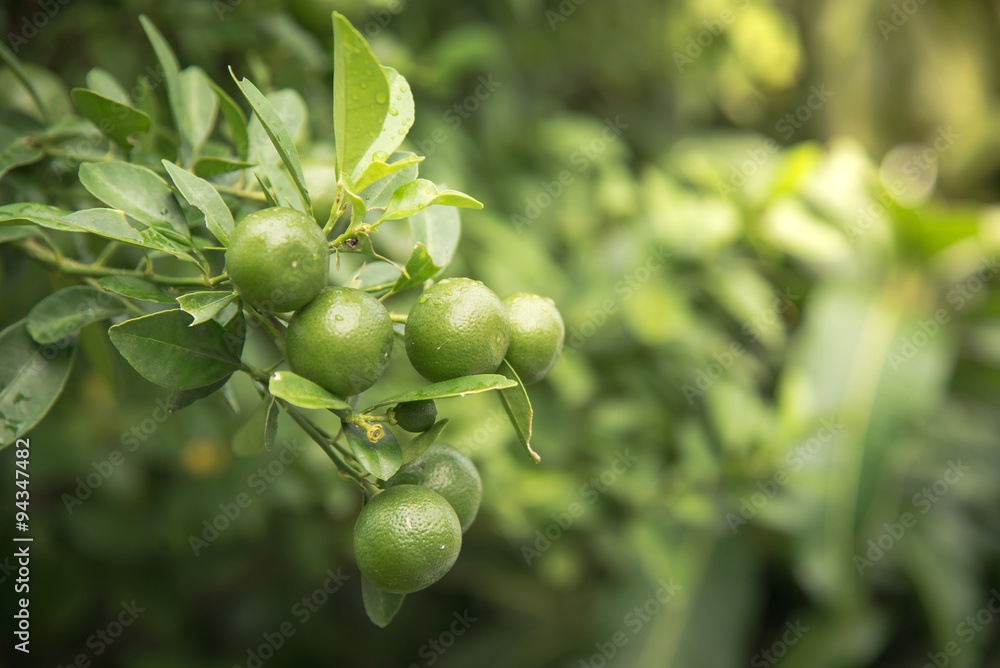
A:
[108,309,243,390]
[0,321,76,448]
[85,68,129,103]
[0,203,75,232]
[231,70,312,213]
[352,67,415,181]
[409,205,460,268]
[263,396,279,450]
[333,12,390,178]
[390,243,439,294]
[176,290,236,326]
[163,160,235,246]
[70,89,152,152]
[495,360,539,463]
[0,134,43,181]
[167,374,232,413]
[253,171,280,208]
[0,227,37,244]
[358,152,420,212]
[26,286,128,344]
[268,371,351,411]
[178,66,219,157]
[207,78,250,159]
[352,155,424,193]
[193,157,255,178]
[380,179,483,222]
[361,576,406,628]
[78,162,189,238]
[60,209,199,265]
[246,89,309,212]
[96,276,175,304]
[232,397,268,456]
[401,418,448,465]
[139,16,185,154]
[343,422,402,480]
[369,374,516,409]
[0,42,50,124]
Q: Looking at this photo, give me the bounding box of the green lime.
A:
[225,207,328,312]
[285,286,394,397]
[404,278,510,382]
[353,485,462,594]
[392,399,438,432]
[503,292,565,384]
[387,444,482,533]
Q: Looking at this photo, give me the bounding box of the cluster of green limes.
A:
[225,206,565,594]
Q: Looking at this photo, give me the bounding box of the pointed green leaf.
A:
[60,209,199,265]
[85,68,129,103]
[353,155,424,193]
[108,309,243,390]
[268,371,351,411]
[167,374,232,413]
[358,151,420,213]
[0,134,42,181]
[361,576,406,628]
[207,78,250,159]
[352,67,415,181]
[78,162,189,237]
[163,160,235,246]
[178,66,219,156]
[71,89,152,152]
[369,374,516,409]
[96,276,175,304]
[333,12,390,177]
[176,290,236,326]
[390,242,439,295]
[380,179,483,222]
[231,70,312,213]
[253,171,280,208]
[343,422,403,480]
[401,418,448,465]
[26,286,128,344]
[0,203,76,231]
[263,396,279,450]
[0,321,76,448]
[409,205,460,268]
[495,360,538,463]
[139,16,185,154]
[0,41,50,124]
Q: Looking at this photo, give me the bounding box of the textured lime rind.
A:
[503,292,564,384]
[388,443,482,533]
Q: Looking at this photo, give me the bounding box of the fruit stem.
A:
[388,313,407,324]
[281,401,366,480]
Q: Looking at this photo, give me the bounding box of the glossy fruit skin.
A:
[353,485,462,594]
[387,444,482,533]
[404,278,511,382]
[502,292,565,384]
[392,399,437,432]
[285,287,394,397]
[225,207,328,312]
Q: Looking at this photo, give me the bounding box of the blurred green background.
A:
[2,0,1000,666]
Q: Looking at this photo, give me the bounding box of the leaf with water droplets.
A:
[0,320,76,448]
[334,12,389,180]
[352,67,414,182]
[78,161,190,238]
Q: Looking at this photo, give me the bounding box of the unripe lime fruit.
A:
[392,399,437,432]
[285,287,394,397]
[353,485,462,594]
[502,292,565,384]
[225,207,328,312]
[387,444,482,533]
[404,278,510,382]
